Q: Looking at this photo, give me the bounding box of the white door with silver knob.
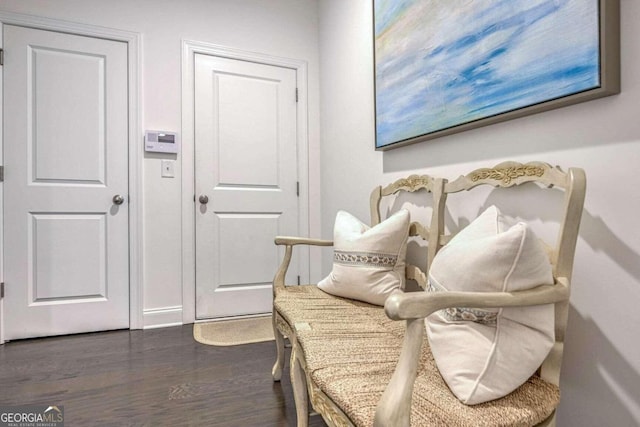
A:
[3,25,130,340]
[194,54,299,319]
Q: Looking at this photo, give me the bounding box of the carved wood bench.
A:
[271,162,586,427]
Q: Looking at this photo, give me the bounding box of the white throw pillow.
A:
[426,205,555,405]
[318,209,410,306]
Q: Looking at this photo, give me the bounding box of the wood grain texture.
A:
[0,325,327,426]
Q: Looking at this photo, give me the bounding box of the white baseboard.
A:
[143,306,183,329]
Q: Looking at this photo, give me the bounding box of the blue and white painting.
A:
[374,0,601,148]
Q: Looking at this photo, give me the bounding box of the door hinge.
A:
[296,181,299,197]
[0,282,4,298]
[0,49,3,66]
[297,275,300,286]
[0,166,4,182]
[295,88,298,103]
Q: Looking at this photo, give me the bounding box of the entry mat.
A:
[193,316,275,346]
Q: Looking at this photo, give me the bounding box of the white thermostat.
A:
[145,130,180,154]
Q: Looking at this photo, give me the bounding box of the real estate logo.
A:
[0,405,64,427]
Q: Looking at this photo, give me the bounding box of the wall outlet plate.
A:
[161,160,175,178]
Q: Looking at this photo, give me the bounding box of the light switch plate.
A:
[161,160,175,178]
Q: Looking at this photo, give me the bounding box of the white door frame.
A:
[0,11,143,343]
[181,40,310,324]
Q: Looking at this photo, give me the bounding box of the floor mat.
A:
[193,316,274,346]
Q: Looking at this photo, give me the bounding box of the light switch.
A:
[161,160,175,178]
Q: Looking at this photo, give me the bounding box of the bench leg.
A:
[272,311,285,381]
[291,341,309,427]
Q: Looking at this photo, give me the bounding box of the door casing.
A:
[181,40,311,324]
[0,11,143,344]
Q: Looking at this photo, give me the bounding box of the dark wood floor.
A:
[0,325,327,426]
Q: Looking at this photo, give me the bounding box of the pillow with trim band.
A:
[318,209,410,306]
[426,205,555,405]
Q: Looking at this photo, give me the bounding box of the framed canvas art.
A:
[374,0,620,150]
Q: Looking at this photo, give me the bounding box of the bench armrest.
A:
[374,277,570,427]
[385,277,570,321]
[275,236,334,246]
[273,236,334,292]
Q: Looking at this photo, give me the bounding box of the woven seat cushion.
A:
[276,286,559,427]
[275,285,403,336]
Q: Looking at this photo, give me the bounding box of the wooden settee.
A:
[271,162,586,427]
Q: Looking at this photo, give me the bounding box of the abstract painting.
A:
[374,0,619,150]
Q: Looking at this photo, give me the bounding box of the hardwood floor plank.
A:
[0,325,327,426]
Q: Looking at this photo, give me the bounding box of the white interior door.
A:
[3,25,130,340]
[195,53,299,319]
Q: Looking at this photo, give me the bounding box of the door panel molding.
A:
[182,40,311,324]
[0,11,143,343]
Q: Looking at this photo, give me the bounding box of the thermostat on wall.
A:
[145,130,180,154]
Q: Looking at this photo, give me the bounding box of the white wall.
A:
[319,0,640,425]
[0,0,321,327]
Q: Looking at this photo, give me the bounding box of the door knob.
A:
[199,195,209,204]
[113,195,125,205]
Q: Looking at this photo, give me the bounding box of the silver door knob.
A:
[199,195,209,204]
[113,195,125,205]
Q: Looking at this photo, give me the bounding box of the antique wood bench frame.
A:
[271,162,586,427]
[272,174,437,426]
